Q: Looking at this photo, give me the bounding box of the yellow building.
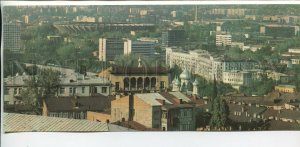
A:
[99,66,170,94]
[275,85,297,93]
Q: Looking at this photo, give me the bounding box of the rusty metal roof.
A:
[4,113,134,133]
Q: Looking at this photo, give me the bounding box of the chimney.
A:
[179,99,183,104]
[128,93,134,121]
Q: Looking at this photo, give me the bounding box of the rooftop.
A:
[45,95,113,113]
[4,113,134,133]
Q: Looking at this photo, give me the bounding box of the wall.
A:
[87,111,111,123]
[111,95,154,128]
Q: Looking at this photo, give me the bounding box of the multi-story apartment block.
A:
[99,38,158,61]
[3,22,22,54]
[216,34,232,46]
[280,48,300,66]
[166,47,257,83]
[124,40,156,57]
[162,29,185,47]
[261,25,299,38]
[99,38,125,61]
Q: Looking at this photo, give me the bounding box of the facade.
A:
[3,22,22,53]
[274,85,297,93]
[222,70,252,89]
[111,92,196,131]
[263,25,299,37]
[162,29,185,47]
[42,95,112,119]
[100,66,170,94]
[280,48,300,66]
[4,73,111,105]
[99,38,125,61]
[216,34,232,46]
[124,40,156,57]
[166,47,256,83]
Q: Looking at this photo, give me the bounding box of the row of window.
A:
[59,86,108,95]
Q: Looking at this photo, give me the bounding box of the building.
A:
[99,66,169,94]
[4,73,111,105]
[262,25,300,37]
[111,92,196,131]
[161,29,185,47]
[99,38,125,61]
[3,22,22,53]
[166,47,256,82]
[280,48,300,66]
[216,34,232,46]
[124,40,156,57]
[222,70,252,89]
[226,9,245,17]
[24,15,29,24]
[54,22,155,34]
[42,95,112,119]
[3,113,133,133]
[275,85,297,93]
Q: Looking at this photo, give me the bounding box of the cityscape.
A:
[2,5,300,132]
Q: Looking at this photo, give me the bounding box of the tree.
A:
[209,78,229,130]
[20,69,61,114]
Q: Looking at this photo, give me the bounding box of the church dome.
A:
[172,77,181,86]
[179,69,190,80]
[193,79,200,86]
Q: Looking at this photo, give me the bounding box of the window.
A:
[14,88,17,95]
[102,87,107,93]
[115,82,120,90]
[60,88,65,94]
[82,87,85,93]
[93,87,97,93]
[69,87,73,94]
[4,88,9,95]
[73,87,77,94]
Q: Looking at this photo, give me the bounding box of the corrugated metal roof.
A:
[135,93,173,106]
[4,113,134,133]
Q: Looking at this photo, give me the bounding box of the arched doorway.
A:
[144,77,150,90]
[130,77,136,91]
[137,77,143,90]
[151,77,156,89]
[124,77,130,91]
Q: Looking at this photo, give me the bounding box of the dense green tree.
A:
[209,78,229,130]
[20,69,61,114]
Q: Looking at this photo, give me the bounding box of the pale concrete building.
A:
[4,73,111,105]
[216,34,232,46]
[223,70,252,90]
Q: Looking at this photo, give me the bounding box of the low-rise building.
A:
[43,95,112,119]
[275,85,297,93]
[4,73,111,105]
[222,70,252,89]
[111,92,196,131]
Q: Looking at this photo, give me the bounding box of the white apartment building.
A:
[280,48,300,66]
[166,47,257,83]
[223,70,252,90]
[216,34,232,46]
